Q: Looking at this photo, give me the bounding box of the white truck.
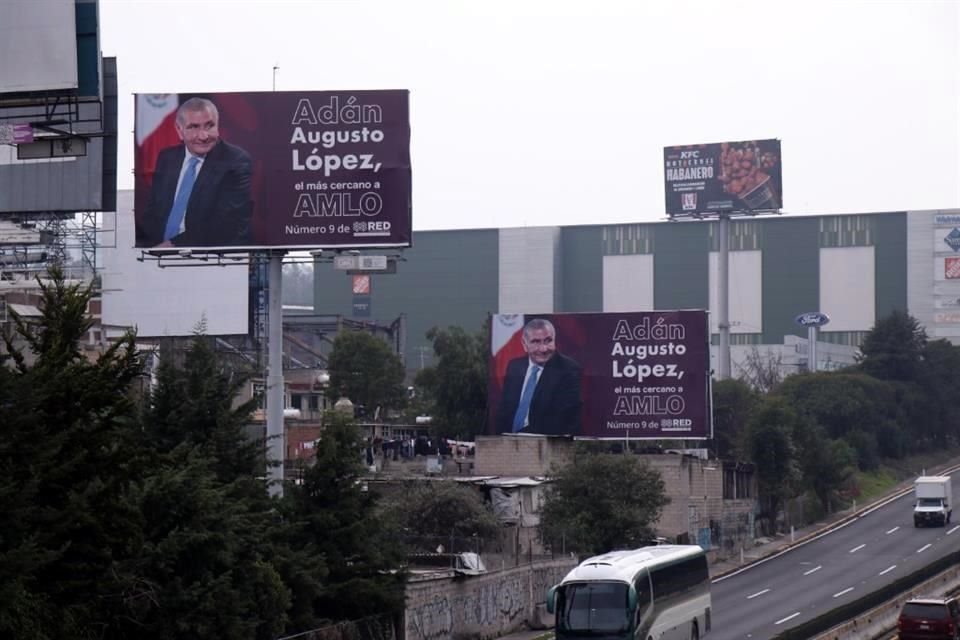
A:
[913,476,953,527]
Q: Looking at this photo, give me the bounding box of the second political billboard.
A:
[133,90,411,251]
[488,310,712,439]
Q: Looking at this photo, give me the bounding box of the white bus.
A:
[546,545,711,640]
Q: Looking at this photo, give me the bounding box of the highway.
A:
[709,474,960,639]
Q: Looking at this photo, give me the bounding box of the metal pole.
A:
[267,251,285,496]
[718,214,731,380]
[807,325,817,372]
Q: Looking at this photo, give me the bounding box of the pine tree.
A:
[0,268,145,638]
[132,331,314,639]
[282,410,406,622]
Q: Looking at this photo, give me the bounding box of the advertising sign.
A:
[934,228,960,253]
[134,91,411,251]
[488,311,711,439]
[664,139,782,216]
[794,311,830,327]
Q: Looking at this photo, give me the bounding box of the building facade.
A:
[313,209,959,377]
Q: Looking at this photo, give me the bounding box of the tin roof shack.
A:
[457,475,551,564]
[471,435,757,560]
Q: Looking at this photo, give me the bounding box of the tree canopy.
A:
[539,451,669,555]
[380,480,501,543]
[413,324,489,439]
[0,272,406,639]
[857,308,927,381]
[326,330,406,416]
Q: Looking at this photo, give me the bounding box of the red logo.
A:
[946,258,960,279]
[352,275,371,294]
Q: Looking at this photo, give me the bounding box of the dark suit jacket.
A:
[137,140,253,248]
[496,353,582,436]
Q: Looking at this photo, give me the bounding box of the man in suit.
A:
[137,97,253,248]
[496,318,583,436]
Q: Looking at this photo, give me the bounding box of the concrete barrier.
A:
[811,565,960,640]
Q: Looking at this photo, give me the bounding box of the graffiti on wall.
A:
[406,561,574,640]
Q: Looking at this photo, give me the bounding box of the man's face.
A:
[176,107,220,157]
[523,327,556,366]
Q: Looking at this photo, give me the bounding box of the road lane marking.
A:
[886,526,899,534]
[948,525,960,535]
[917,543,932,553]
[775,612,801,625]
[879,565,897,576]
[833,587,854,598]
[849,544,866,553]
[747,589,770,599]
[803,565,822,575]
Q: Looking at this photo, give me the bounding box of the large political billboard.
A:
[488,311,712,439]
[134,90,411,251]
[664,139,782,216]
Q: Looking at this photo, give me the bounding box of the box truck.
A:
[914,476,953,527]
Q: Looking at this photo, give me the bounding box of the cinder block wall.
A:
[473,436,576,476]
[644,455,724,540]
[473,436,756,556]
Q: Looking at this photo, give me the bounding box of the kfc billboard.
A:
[134,91,411,251]
[664,139,782,216]
[488,311,712,439]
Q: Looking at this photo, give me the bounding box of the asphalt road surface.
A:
[709,474,960,639]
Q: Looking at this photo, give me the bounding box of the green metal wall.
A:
[558,226,604,312]
[874,212,908,318]
[760,217,820,343]
[312,229,500,372]
[653,222,711,311]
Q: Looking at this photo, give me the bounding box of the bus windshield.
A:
[558,582,630,636]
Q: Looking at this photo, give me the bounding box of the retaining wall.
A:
[403,558,577,640]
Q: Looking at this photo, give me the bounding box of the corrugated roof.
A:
[7,303,41,317]
[456,476,548,487]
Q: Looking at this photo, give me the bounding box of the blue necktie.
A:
[512,366,541,432]
[163,156,200,241]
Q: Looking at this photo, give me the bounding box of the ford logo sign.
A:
[795,312,830,327]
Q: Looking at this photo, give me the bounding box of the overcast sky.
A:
[101,0,960,230]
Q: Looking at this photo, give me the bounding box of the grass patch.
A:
[855,467,901,502]
[855,448,960,503]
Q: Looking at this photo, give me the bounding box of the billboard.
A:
[664,139,782,216]
[0,58,117,214]
[134,91,411,251]
[0,0,78,94]
[488,311,712,439]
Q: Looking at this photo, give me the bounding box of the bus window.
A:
[634,574,652,622]
[559,582,630,635]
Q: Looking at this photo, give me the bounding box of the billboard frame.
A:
[133,90,412,254]
[488,310,714,441]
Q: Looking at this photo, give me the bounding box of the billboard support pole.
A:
[718,213,731,380]
[808,325,817,373]
[267,251,286,497]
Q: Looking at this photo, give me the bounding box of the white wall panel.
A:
[819,246,875,331]
[709,250,762,334]
[498,227,558,313]
[602,254,653,311]
[0,0,78,92]
[100,191,249,337]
